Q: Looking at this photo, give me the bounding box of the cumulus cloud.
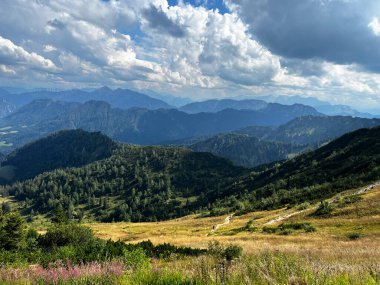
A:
[142,5,186,37]
[0,0,379,111]
[140,4,281,87]
[0,36,57,71]
[229,0,380,72]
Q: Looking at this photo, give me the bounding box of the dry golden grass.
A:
[88,186,380,266]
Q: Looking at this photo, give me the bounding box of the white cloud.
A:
[43,45,57,52]
[0,64,16,75]
[368,17,380,36]
[139,4,281,87]
[0,0,379,111]
[0,36,57,71]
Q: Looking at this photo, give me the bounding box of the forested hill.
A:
[190,134,302,167]
[0,144,246,222]
[0,130,117,183]
[1,126,380,221]
[218,125,380,213]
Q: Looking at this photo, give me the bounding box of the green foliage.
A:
[0,145,245,222]
[296,202,310,211]
[208,241,242,262]
[347,232,362,240]
[52,204,68,224]
[0,211,25,250]
[123,247,151,271]
[217,126,380,215]
[1,125,380,222]
[338,194,363,208]
[263,223,316,235]
[38,224,95,248]
[314,201,333,216]
[190,133,300,167]
[224,245,243,261]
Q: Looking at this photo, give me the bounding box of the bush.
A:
[313,201,333,216]
[263,223,316,235]
[262,227,277,234]
[296,202,310,211]
[347,233,362,240]
[38,224,95,248]
[123,247,151,270]
[279,229,293,235]
[224,245,242,261]
[208,241,242,262]
[338,195,362,208]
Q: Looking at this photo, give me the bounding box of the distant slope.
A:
[179,99,268,113]
[0,100,321,150]
[179,99,322,120]
[0,89,16,118]
[258,94,379,118]
[222,125,380,212]
[0,129,116,183]
[171,116,380,168]
[190,134,301,167]
[237,116,380,146]
[0,87,172,110]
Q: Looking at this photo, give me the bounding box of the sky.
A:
[0,0,380,112]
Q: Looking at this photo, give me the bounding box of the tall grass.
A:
[0,251,378,284]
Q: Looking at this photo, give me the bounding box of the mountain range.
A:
[0,99,321,152]
[0,87,171,110]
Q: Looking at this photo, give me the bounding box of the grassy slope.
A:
[88,184,380,265]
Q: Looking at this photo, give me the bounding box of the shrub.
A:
[303,224,316,233]
[262,227,277,234]
[348,233,362,240]
[208,241,243,261]
[38,224,95,248]
[278,228,293,235]
[224,245,242,261]
[123,247,151,270]
[338,195,362,208]
[313,201,333,216]
[296,202,310,211]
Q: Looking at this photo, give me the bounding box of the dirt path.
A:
[355,181,380,195]
[210,214,234,233]
[264,181,380,226]
[264,209,307,225]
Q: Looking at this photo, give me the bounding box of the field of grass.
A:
[89,185,380,267]
[1,185,378,284]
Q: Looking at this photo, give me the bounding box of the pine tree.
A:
[0,212,25,250]
[52,204,68,224]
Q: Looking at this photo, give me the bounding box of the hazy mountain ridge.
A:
[0,87,172,110]
[0,99,321,151]
[257,95,379,118]
[237,116,380,145]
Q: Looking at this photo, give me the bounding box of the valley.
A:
[0,90,378,284]
[2,2,380,283]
